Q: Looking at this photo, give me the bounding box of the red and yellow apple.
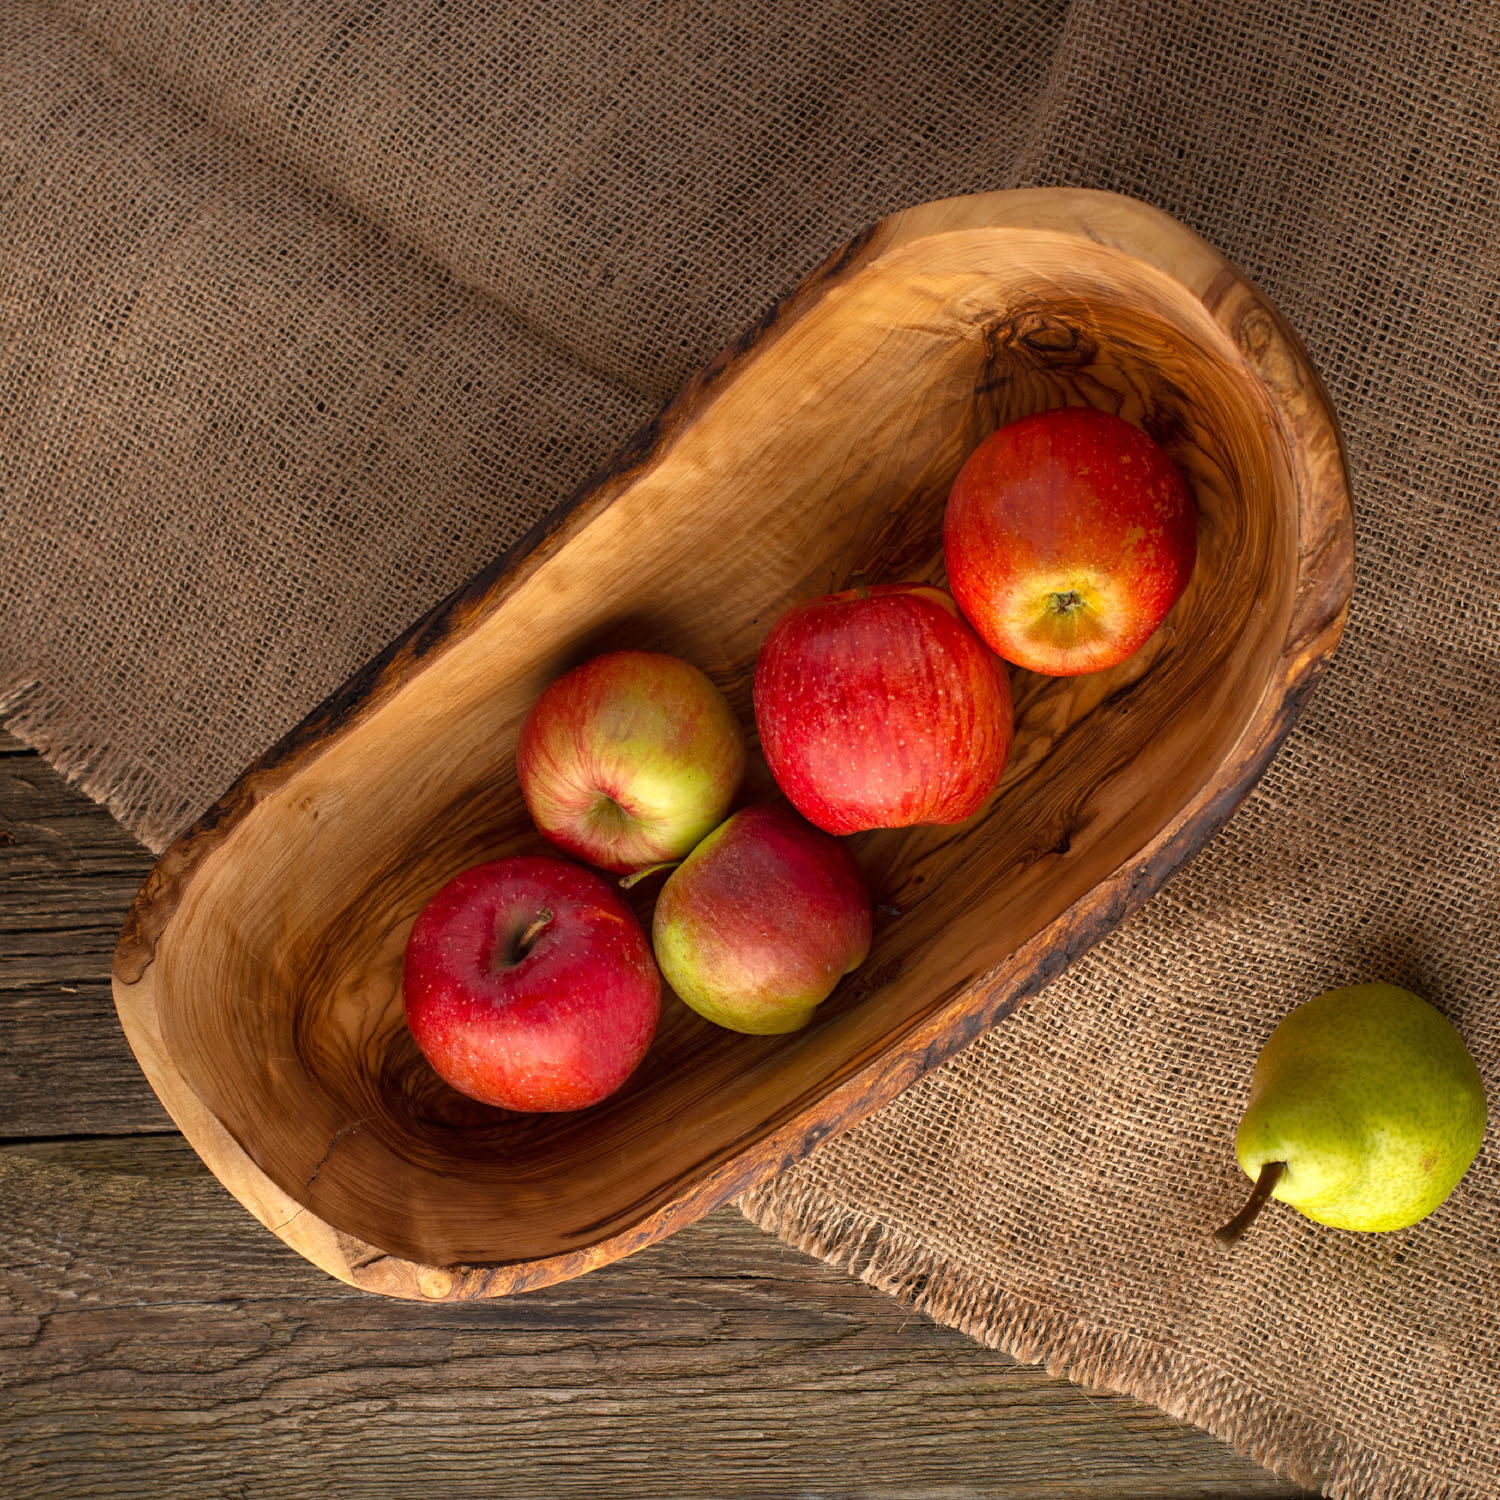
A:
[401,855,660,1112]
[652,804,872,1034]
[944,406,1197,676]
[517,649,746,875]
[753,582,1012,835]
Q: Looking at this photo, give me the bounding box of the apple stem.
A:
[1214,1160,1287,1245]
[618,861,680,891]
[515,909,554,959]
[852,571,869,599]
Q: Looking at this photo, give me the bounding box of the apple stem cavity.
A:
[513,908,554,962]
[1214,1160,1287,1245]
[593,792,627,821]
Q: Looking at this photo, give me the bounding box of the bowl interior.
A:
[155,228,1297,1266]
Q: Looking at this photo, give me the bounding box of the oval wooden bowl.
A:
[112,189,1353,1300]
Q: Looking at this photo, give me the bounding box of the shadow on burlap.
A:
[2,3,1495,1495]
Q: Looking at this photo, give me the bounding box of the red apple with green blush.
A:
[518,650,746,875]
[944,406,1198,676]
[652,804,872,1035]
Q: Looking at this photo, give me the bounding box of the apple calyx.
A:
[1026,580,1110,653]
[1214,1159,1287,1245]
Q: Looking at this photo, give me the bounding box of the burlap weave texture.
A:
[2,3,1496,1496]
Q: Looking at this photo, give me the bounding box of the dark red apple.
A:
[753,582,1013,835]
[944,406,1197,676]
[517,650,745,875]
[401,855,660,1112]
[652,804,872,1034]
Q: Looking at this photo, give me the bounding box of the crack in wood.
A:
[304,1119,369,1192]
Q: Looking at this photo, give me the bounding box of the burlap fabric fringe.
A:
[3,3,1496,1495]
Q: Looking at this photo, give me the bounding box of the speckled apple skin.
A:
[653,804,873,1035]
[752,584,1012,836]
[402,855,660,1112]
[944,406,1197,676]
[517,650,746,874]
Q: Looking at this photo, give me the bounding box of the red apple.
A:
[753,583,1012,835]
[517,650,746,875]
[944,406,1197,676]
[402,855,660,1112]
[652,804,872,1034]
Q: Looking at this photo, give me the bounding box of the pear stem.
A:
[618,861,680,891]
[1215,1160,1287,1245]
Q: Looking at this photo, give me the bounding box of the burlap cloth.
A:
[3,2,1496,1494]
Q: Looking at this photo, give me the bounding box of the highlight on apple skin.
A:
[752,582,1013,836]
[652,804,873,1035]
[401,855,661,1113]
[517,649,746,875]
[944,406,1198,677]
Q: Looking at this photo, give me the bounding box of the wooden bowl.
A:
[112,189,1353,1299]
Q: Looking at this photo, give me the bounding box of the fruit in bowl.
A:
[518,649,746,875]
[108,192,1356,1298]
[652,803,873,1035]
[402,855,661,1112]
[944,406,1197,676]
[753,582,1013,835]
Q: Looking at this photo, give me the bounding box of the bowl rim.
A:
[110,187,1355,1300]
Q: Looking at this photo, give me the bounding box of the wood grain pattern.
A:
[0,1132,1313,1500]
[1,731,1313,1498]
[0,743,169,1137]
[109,189,1354,1297]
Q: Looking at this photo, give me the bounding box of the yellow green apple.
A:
[517,650,745,876]
[652,804,872,1035]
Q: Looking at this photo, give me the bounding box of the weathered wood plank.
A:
[0,734,170,1136]
[0,733,1310,1496]
[0,1134,1311,1500]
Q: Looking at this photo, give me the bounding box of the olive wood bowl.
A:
[112,189,1354,1300]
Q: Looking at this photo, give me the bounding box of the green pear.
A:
[1217,982,1487,1242]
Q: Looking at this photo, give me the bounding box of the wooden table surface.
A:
[0,729,1315,1498]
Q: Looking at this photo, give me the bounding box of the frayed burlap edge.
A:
[0,676,187,855]
[737,1178,1477,1500]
